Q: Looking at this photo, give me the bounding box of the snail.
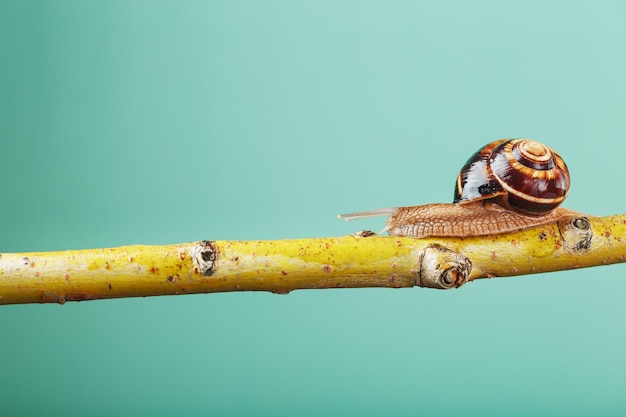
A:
[339,138,585,238]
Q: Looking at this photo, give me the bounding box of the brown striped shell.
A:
[454,139,570,215]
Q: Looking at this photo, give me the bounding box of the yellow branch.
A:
[1,214,625,305]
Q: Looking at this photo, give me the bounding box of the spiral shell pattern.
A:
[454,139,570,215]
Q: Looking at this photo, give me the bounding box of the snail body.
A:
[383,202,582,238]
[339,138,584,238]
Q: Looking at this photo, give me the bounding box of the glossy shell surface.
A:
[454,139,570,215]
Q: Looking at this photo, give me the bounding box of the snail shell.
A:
[339,138,584,238]
[453,139,570,215]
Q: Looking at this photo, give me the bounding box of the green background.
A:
[1,1,626,415]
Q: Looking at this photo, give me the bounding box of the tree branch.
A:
[1,214,624,305]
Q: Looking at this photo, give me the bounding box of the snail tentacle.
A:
[337,207,397,222]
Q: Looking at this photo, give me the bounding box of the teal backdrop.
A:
[1,1,626,416]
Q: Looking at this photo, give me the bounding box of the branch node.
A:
[192,241,217,276]
[558,216,593,254]
[418,244,472,289]
[350,230,377,238]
